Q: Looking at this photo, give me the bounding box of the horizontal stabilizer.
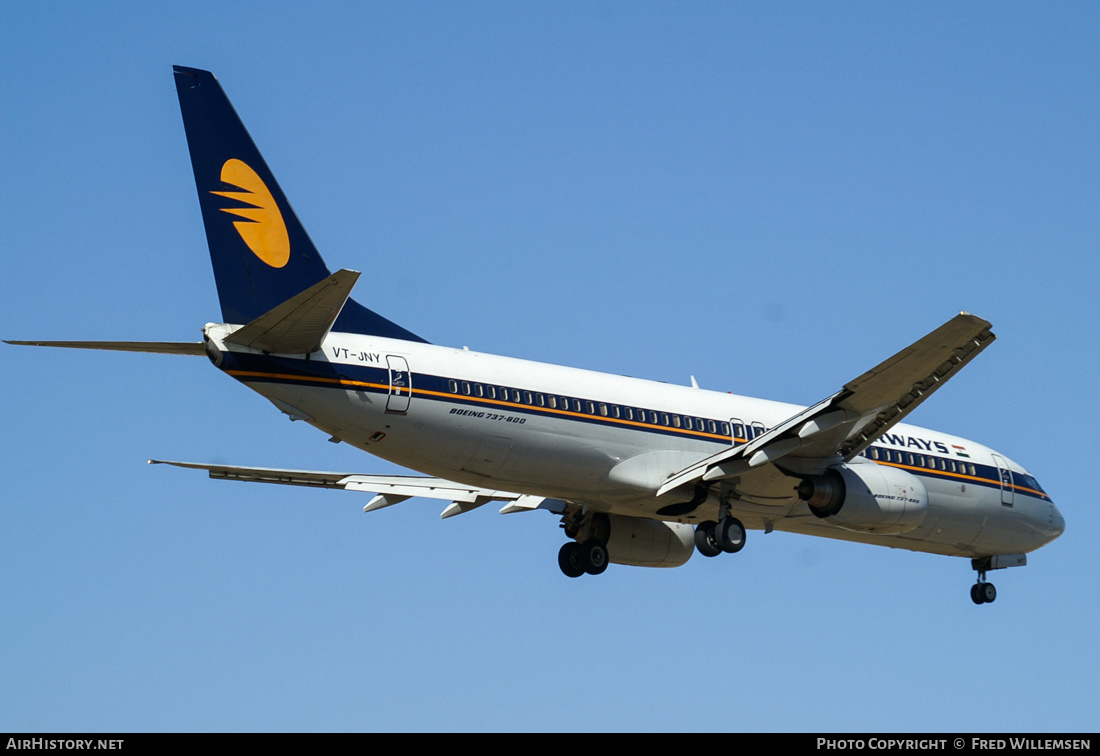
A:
[4,340,205,356]
[223,269,359,354]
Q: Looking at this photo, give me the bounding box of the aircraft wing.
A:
[148,459,565,518]
[657,313,995,498]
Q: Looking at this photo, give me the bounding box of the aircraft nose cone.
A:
[1050,503,1066,538]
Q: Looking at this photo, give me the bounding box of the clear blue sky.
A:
[2,1,1097,732]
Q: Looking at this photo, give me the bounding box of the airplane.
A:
[7,66,1064,604]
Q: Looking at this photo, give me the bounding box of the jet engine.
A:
[797,462,929,535]
[603,515,694,568]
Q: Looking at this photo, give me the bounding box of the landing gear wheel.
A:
[558,542,585,578]
[717,517,746,553]
[971,582,997,604]
[694,521,722,557]
[580,539,608,575]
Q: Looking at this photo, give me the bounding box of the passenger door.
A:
[991,453,1014,507]
[386,355,412,414]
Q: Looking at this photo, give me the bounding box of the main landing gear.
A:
[558,540,608,577]
[558,511,610,578]
[694,516,746,557]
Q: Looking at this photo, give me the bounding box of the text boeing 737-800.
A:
[7,66,1064,604]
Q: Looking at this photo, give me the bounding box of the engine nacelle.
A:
[797,462,929,535]
[604,515,694,568]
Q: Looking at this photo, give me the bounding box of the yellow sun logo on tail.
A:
[210,159,290,268]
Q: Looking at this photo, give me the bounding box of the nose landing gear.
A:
[970,579,997,605]
[970,554,1026,605]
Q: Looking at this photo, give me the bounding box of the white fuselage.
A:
[205,323,1064,560]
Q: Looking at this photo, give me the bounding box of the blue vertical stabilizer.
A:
[173,65,427,343]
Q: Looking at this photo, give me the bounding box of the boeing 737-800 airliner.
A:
[7,66,1064,604]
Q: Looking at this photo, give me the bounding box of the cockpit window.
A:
[1021,474,1046,493]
